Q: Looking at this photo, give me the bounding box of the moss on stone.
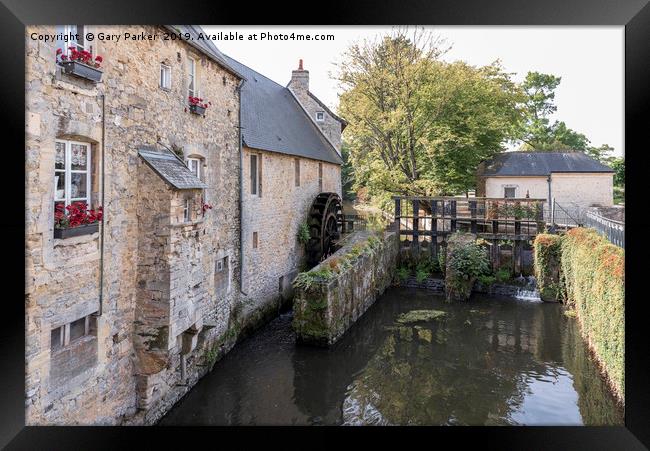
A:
[396,309,447,324]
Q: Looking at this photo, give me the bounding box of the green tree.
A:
[338,28,523,204]
[340,141,356,200]
[518,72,615,156]
[519,72,590,150]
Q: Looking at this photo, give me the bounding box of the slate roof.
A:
[222,55,343,165]
[138,148,208,190]
[478,151,614,177]
[164,26,245,80]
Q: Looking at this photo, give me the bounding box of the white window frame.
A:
[188,56,197,99]
[183,198,192,222]
[160,63,172,90]
[63,25,89,56]
[186,157,202,180]
[315,111,325,122]
[54,139,92,210]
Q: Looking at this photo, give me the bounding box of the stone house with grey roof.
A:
[477,151,614,209]
[25,24,343,425]
[222,55,345,325]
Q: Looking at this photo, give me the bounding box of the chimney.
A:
[290,58,309,94]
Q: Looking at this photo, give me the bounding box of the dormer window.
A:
[186,157,202,180]
[316,111,325,122]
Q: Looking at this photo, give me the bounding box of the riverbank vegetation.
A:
[534,229,624,402]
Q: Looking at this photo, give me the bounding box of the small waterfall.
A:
[513,275,542,302]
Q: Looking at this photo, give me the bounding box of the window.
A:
[316,111,325,122]
[294,158,301,187]
[252,232,258,249]
[250,154,262,196]
[160,63,171,90]
[49,313,98,384]
[186,158,201,180]
[215,256,229,295]
[504,187,516,198]
[318,163,323,192]
[55,140,92,214]
[183,198,192,222]
[188,56,197,99]
[50,313,97,353]
[57,25,90,61]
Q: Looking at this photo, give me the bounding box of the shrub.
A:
[560,227,624,402]
[396,266,410,281]
[447,241,490,281]
[495,268,511,283]
[533,234,563,302]
[297,222,311,245]
[415,268,429,283]
[445,233,490,301]
[477,274,496,286]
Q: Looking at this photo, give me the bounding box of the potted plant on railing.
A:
[188,96,210,116]
[56,47,104,83]
[54,202,103,239]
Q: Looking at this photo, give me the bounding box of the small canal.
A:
[159,287,623,426]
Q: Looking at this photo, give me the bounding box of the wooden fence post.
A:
[394,197,401,233]
[412,199,419,254]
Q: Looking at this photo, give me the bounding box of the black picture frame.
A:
[3,0,648,448]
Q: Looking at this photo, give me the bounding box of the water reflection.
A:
[159,288,622,426]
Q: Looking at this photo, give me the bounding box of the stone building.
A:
[25,24,344,425]
[222,55,344,329]
[477,151,614,208]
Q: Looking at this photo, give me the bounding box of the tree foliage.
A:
[337,28,523,202]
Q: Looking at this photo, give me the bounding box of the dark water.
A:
[159,288,623,426]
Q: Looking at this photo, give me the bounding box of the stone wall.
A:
[241,146,342,326]
[25,25,242,425]
[293,231,399,346]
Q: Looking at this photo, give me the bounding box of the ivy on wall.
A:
[534,229,624,403]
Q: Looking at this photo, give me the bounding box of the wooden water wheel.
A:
[305,192,344,266]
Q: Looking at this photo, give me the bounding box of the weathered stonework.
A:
[241,147,342,327]
[25,25,242,425]
[26,25,344,426]
[293,231,399,346]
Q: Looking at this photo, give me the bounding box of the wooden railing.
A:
[393,196,547,241]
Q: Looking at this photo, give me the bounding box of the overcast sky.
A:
[204,26,624,156]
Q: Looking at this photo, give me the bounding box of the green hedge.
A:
[535,229,624,402]
[560,228,624,402]
[533,234,563,302]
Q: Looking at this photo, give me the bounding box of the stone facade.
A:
[293,231,399,346]
[288,60,345,153]
[241,147,342,325]
[482,173,613,208]
[26,24,345,425]
[25,25,242,425]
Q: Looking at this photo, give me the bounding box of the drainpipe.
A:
[96,93,106,317]
[236,79,247,296]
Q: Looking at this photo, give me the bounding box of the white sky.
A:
[204,26,624,157]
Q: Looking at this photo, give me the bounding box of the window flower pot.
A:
[54,222,99,239]
[189,104,206,116]
[60,60,103,83]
